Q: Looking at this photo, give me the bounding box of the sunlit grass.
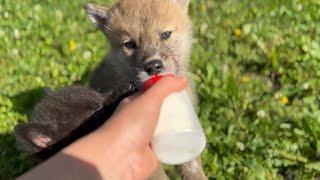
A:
[0,0,319,179]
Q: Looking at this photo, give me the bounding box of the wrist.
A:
[62,128,132,179]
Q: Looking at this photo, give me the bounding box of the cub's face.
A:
[86,0,192,83]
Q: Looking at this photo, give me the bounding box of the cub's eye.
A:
[124,41,137,49]
[161,31,172,40]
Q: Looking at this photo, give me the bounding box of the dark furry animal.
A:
[14,82,139,160]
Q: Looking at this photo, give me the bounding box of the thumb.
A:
[133,76,188,137]
[141,76,188,103]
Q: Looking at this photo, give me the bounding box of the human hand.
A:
[64,76,188,180]
[19,76,187,180]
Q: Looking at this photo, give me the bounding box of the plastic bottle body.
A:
[151,90,206,165]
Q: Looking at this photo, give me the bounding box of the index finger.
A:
[140,76,188,104]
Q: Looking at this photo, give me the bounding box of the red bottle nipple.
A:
[143,74,175,91]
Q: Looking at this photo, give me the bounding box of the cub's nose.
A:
[144,60,164,76]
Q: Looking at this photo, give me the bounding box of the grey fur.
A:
[14,83,135,155]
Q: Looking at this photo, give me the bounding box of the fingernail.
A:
[176,76,188,83]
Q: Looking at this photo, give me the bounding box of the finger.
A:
[144,147,160,176]
[129,76,187,137]
[107,76,187,141]
[141,76,187,104]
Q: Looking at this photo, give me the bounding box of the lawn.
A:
[0,0,320,179]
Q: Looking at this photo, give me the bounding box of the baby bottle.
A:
[143,75,206,165]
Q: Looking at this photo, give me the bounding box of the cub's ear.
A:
[173,0,190,12]
[85,3,109,31]
[14,123,54,153]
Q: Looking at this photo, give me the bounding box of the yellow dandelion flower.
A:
[241,75,251,83]
[200,3,207,13]
[234,28,242,37]
[280,96,289,105]
[68,40,77,52]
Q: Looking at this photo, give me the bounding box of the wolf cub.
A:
[15,0,207,179]
[87,0,206,179]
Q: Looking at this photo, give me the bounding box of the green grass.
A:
[1,0,320,179]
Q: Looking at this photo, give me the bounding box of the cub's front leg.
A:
[178,78,207,180]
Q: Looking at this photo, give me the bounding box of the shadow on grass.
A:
[2,69,95,179]
[9,88,46,121]
[0,88,47,179]
[0,133,38,180]
[9,67,92,120]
